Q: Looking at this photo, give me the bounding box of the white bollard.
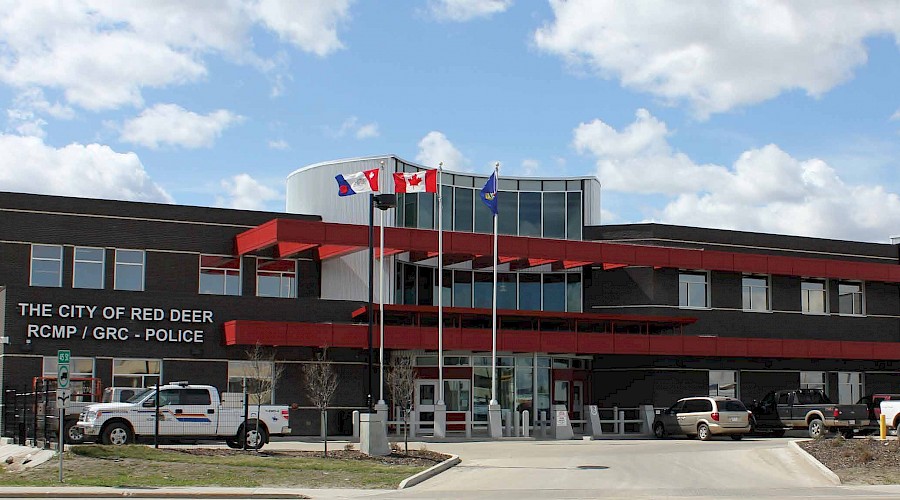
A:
[522,410,530,437]
[352,410,360,440]
[618,410,626,435]
[612,406,619,434]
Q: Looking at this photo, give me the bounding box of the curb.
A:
[398,454,461,489]
[787,440,841,485]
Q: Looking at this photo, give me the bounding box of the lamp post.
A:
[369,191,396,412]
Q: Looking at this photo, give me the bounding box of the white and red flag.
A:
[393,170,438,193]
[335,168,379,196]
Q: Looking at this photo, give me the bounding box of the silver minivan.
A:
[653,397,752,440]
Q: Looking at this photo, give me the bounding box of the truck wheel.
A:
[653,422,667,439]
[225,438,242,449]
[808,419,825,439]
[240,425,268,450]
[102,422,133,446]
[697,423,712,441]
[65,420,85,444]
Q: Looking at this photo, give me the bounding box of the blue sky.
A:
[1,1,899,242]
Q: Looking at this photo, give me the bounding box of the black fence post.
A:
[242,381,249,451]
[42,381,49,449]
[154,381,160,449]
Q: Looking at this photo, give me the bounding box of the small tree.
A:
[244,342,285,451]
[302,349,339,457]
[386,355,415,454]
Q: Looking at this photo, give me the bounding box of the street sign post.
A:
[57,350,70,483]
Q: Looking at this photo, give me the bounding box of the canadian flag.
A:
[393,170,438,193]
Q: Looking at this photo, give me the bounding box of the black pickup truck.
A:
[749,389,869,438]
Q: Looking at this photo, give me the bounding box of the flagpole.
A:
[490,162,499,407]
[437,163,444,406]
[378,161,385,406]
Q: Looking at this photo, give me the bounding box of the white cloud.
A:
[328,116,379,139]
[0,1,352,111]
[6,88,75,138]
[217,173,281,211]
[416,131,468,171]
[119,104,244,149]
[576,109,900,242]
[520,159,540,176]
[891,109,900,121]
[355,123,379,139]
[427,0,512,21]
[267,139,290,150]
[0,134,171,202]
[535,1,900,117]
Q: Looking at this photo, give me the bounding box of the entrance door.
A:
[415,380,437,433]
[553,380,569,411]
[572,381,584,422]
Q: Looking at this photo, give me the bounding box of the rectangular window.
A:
[497,273,517,310]
[114,249,145,291]
[800,371,826,392]
[474,188,493,234]
[518,192,542,237]
[418,192,434,229]
[453,270,472,307]
[443,380,470,412]
[679,272,709,308]
[567,273,582,312]
[801,280,827,314]
[542,192,566,239]
[30,244,62,287]
[73,247,104,289]
[454,188,473,232]
[519,274,541,310]
[709,370,737,398]
[742,275,770,311]
[113,358,161,387]
[566,192,582,240]
[837,372,863,405]
[256,259,296,298]
[838,282,864,315]
[43,356,94,378]
[199,255,241,295]
[498,191,518,235]
[542,273,566,312]
[228,360,274,404]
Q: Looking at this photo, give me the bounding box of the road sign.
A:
[56,388,71,405]
[57,350,70,364]
[57,364,70,389]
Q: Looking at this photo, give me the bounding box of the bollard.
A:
[352,410,360,440]
[612,406,618,434]
[514,410,521,437]
[881,414,887,440]
[618,410,625,435]
[522,410,530,437]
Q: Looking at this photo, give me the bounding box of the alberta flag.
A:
[335,168,379,196]
[480,172,498,215]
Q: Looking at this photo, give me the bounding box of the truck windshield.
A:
[125,389,151,403]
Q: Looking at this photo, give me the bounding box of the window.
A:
[679,272,709,308]
[43,356,94,378]
[148,389,212,406]
[518,192,542,237]
[519,274,541,310]
[801,280,827,314]
[113,359,160,387]
[800,371,826,392]
[114,249,145,291]
[228,361,274,404]
[199,255,241,295]
[542,192,566,239]
[838,372,863,405]
[709,370,737,398]
[683,399,713,413]
[443,380,470,412]
[742,275,770,311]
[454,188,473,231]
[566,192,582,240]
[838,282,864,315]
[30,244,62,287]
[542,273,566,312]
[72,247,105,289]
[256,259,296,298]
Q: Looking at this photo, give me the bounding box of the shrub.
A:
[389,442,402,453]
[830,435,846,447]
[343,443,355,451]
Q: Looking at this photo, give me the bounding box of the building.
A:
[1,155,899,436]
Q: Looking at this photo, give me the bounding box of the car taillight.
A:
[711,412,719,421]
[833,408,840,418]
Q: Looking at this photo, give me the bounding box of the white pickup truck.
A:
[77,383,291,449]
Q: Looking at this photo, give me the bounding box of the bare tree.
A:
[244,342,285,451]
[386,355,416,454]
[302,349,339,457]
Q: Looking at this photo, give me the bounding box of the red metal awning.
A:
[234,219,900,282]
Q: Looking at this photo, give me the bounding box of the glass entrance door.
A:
[415,380,437,431]
[553,380,569,410]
